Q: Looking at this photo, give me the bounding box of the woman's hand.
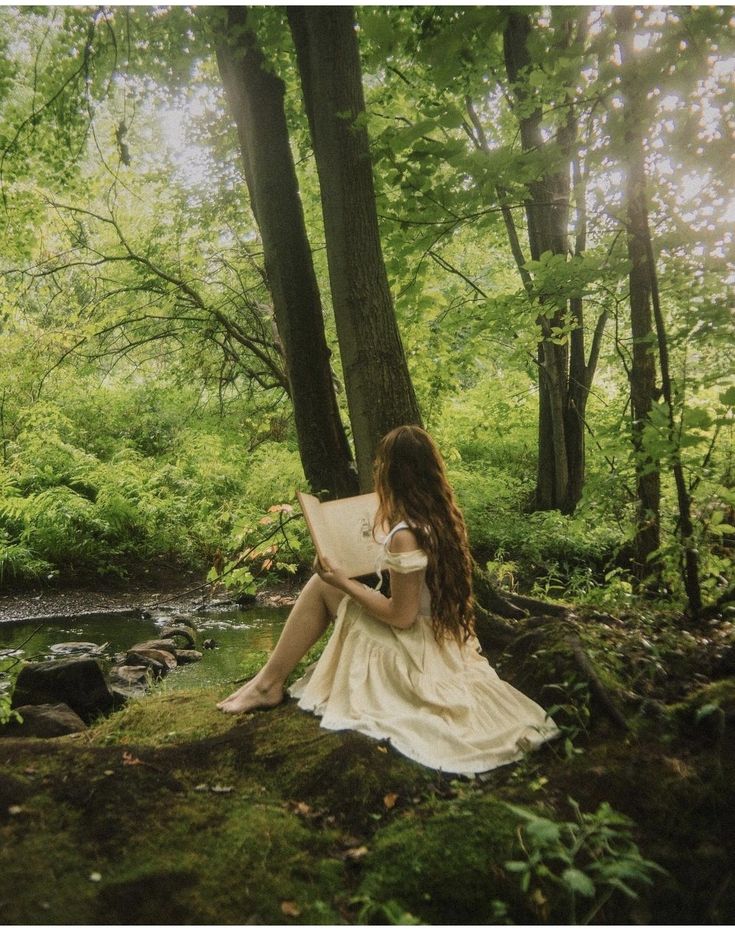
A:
[314,555,350,592]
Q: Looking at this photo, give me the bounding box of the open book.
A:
[297,491,381,578]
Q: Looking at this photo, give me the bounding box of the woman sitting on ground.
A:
[218,425,558,775]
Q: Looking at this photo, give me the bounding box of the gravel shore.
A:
[0,578,299,623]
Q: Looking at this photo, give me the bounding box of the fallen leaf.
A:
[344,845,369,862]
[211,784,234,794]
[122,751,143,766]
[193,783,209,792]
[280,900,301,917]
[376,745,388,754]
[103,769,114,777]
[8,805,23,816]
[23,766,37,776]
[294,801,311,816]
[663,756,694,779]
[89,872,102,883]
[259,516,274,525]
[383,792,398,810]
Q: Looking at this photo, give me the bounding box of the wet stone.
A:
[2,703,88,738]
[11,657,115,723]
[110,665,152,688]
[160,626,197,648]
[174,650,203,664]
[124,650,171,675]
[129,639,178,657]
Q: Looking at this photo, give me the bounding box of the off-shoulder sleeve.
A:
[382,549,429,574]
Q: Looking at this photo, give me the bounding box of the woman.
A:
[218,425,558,774]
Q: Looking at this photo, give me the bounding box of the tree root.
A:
[472,563,569,620]
[565,633,630,731]
[502,591,569,617]
[473,604,518,650]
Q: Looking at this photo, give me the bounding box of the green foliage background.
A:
[0,6,732,608]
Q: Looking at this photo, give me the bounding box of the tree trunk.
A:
[212,6,358,500]
[614,7,662,582]
[648,235,703,615]
[287,6,422,491]
[503,11,578,514]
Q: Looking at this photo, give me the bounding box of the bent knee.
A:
[304,573,329,596]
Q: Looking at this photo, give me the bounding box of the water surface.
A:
[0,606,290,694]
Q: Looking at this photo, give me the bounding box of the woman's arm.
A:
[316,528,424,629]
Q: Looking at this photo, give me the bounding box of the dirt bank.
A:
[0,578,300,623]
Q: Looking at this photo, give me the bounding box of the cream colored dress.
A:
[289,524,559,775]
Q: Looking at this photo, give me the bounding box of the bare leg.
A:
[217,575,345,713]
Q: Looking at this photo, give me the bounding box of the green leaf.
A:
[525,818,562,844]
[695,702,720,722]
[561,867,596,897]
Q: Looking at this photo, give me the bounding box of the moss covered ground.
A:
[1,611,734,925]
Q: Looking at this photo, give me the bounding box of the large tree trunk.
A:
[502,11,603,516]
[614,7,662,582]
[287,6,422,491]
[212,6,358,500]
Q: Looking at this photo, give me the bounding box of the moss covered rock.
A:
[358,793,527,924]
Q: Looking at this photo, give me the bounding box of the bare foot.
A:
[216,677,284,714]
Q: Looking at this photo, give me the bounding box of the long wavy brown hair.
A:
[373,425,474,644]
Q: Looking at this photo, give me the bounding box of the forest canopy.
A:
[0,4,733,618]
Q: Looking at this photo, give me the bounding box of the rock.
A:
[11,657,115,723]
[47,642,108,658]
[202,639,216,650]
[110,685,139,705]
[129,639,178,657]
[110,665,152,688]
[172,616,197,631]
[160,626,197,648]
[174,650,203,664]
[109,665,152,703]
[2,703,88,738]
[125,649,177,674]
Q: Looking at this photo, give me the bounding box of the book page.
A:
[297,491,382,577]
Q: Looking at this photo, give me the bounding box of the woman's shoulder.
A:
[382,524,428,574]
[388,525,422,553]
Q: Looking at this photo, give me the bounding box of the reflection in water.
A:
[0,606,290,694]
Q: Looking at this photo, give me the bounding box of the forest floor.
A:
[1,594,734,924]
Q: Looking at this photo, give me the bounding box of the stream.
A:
[0,604,290,696]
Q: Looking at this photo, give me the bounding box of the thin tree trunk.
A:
[646,236,702,613]
[287,6,422,491]
[503,11,571,512]
[614,7,662,583]
[566,145,588,513]
[212,6,358,500]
